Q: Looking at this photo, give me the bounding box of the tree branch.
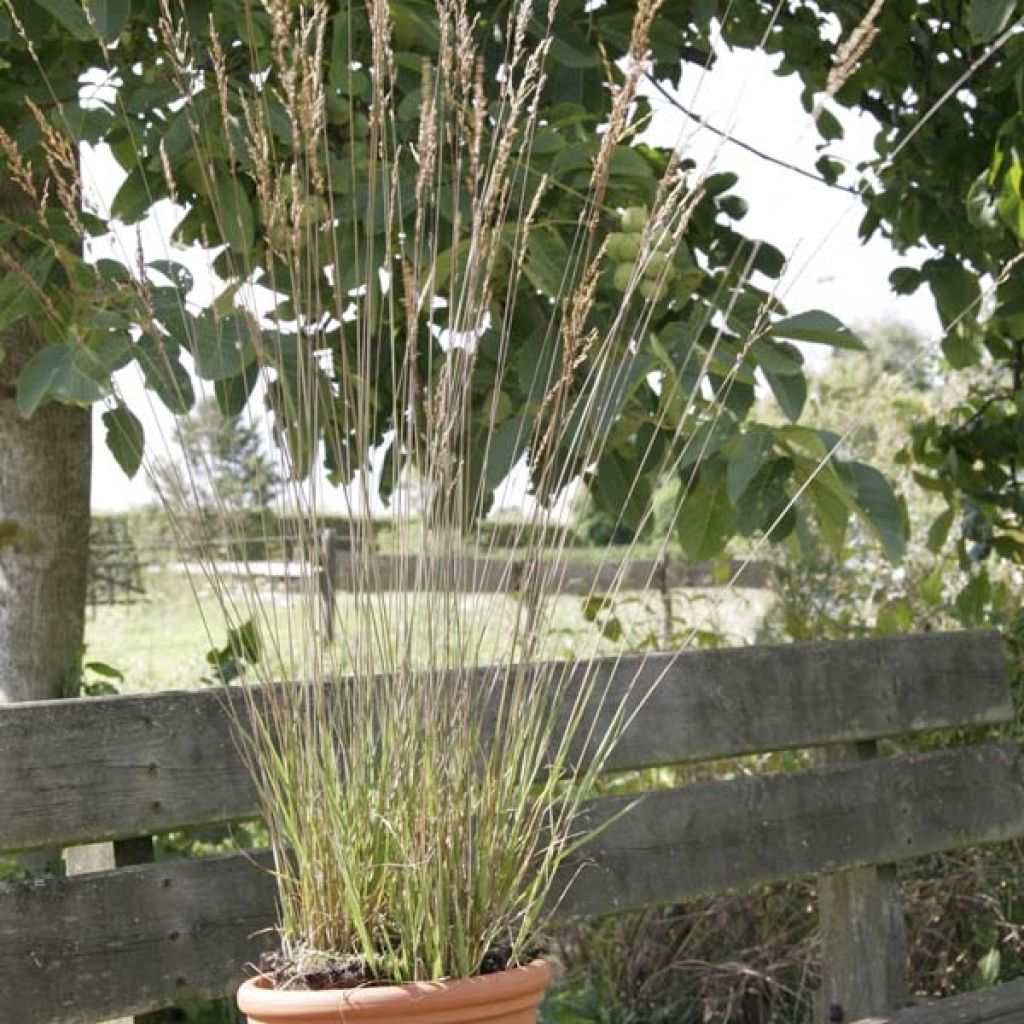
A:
[644,74,862,196]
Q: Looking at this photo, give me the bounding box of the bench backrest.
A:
[0,630,1016,1023]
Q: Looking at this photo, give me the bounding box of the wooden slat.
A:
[551,557,770,593]
[328,553,769,593]
[854,977,1024,1023]
[331,552,518,592]
[0,631,1011,852]
[561,741,1024,918]
[0,851,277,1024]
[3,743,1023,1023]
[0,686,256,854]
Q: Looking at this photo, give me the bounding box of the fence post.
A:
[816,740,908,1022]
[657,553,673,649]
[117,837,180,1023]
[513,558,540,644]
[64,837,171,1024]
[320,528,336,645]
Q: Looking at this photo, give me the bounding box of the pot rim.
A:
[237,957,553,1018]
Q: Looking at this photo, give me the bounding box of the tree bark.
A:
[0,184,92,703]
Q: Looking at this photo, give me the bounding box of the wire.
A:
[644,73,862,196]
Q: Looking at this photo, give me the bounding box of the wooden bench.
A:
[1,629,1022,1023]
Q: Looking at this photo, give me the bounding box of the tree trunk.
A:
[0,332,92,703]
[0,185,91,703]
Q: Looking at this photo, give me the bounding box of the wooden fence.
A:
[87,521,145,610]
[1,631,1023,1023]
[319,532,771,642]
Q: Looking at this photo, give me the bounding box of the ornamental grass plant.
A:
[95,0,717,986]
[1,0,923,997]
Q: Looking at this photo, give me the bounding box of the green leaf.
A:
[919,564,945,606]
[111,165,165,223]
[16,344,106,415]
[0,246,56,333]
[148,259,194,294]
[777,425,834,461]
[924,257,980,329]
[808,473,849,551]
[192,315,257,381]
[582,596,611,622]
[735,457,793,537]
[590,355,651,440]
[751,241,786,279]
[102,405,145,478]
[599,615,623,642]
[750,339,804,376]
[889,266,922,295]
[89,0,130,42]
[214,371,256,416]
[214,168,256,252]
[956,570,992,624]
[228,619,261,663]
[815,155,845,186]
[769,310,865,350]
[596,450,652,534]
[978,948,1001,986]
[941,326,982,368]
[524,228,568,296]
[926,507,955,553]
[542,13,600,67]
[28,0,92,38]
[816,107,844,141]
[432,238,473,291]
[969,0,1018,41]
[727,425,775,503]
[704,172,738,196]
[483,418,527,493]
[676,481,736,560]
[876,598,913,635]
[608,145,656,181]
[82,679,120,696]
[136,335,195,414]
[90,331,134,374]
[678,418,735,468]
[996,152,1024,239]
[850,462,907,562]
[84,660,124,680]
[329,9,351,89]
[762,364,807,421]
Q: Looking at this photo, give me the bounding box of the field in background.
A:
[85,569,773,695]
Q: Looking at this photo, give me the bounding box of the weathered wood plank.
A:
[0,851,277,1024]
[0,631,1010,852]
[330,552,519,592]
[550,557,770,592]
[853,977,1024,1023]
[0,686,256,853]
[561,741,1024,917]
[4,743,1023,1023]
[327,552,769,593]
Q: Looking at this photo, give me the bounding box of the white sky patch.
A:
[640,47,940,351]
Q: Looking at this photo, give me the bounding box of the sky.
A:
[86,44,942,512]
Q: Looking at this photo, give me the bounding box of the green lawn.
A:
[85,571,235,692]
[86,569,772,696]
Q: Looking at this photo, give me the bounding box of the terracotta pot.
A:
[237,958,553,1024]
